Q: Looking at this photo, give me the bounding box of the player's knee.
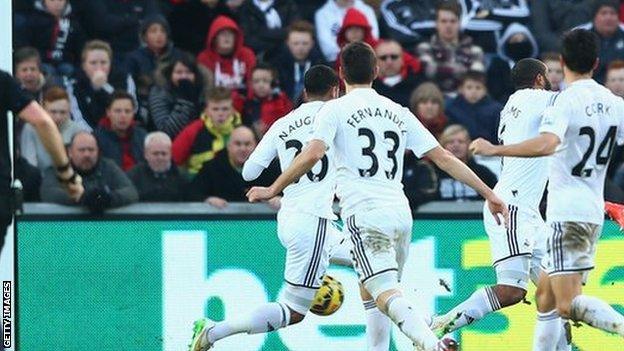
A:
[494,285,526,307]
[375,289,401,313]
[289,310,306,325]
[556,302,573,319]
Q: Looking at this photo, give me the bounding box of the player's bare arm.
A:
[470,133,560,157]
[246,139,326,202]
[426,146,509,226]
[19,100,84,201]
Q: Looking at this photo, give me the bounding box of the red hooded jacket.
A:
[337,8,378,49]
[197,16,256,90]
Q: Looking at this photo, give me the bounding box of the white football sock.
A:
[386,295,439,351]
[208,302,291,343]
[532,309,561,351]
[570,295,624,336]
[555,319,572,351]
[443,286,501,332]
[363,299,391,351]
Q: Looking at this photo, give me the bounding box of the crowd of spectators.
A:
[11,0,624,213]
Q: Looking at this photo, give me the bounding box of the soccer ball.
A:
[310,275,344,316]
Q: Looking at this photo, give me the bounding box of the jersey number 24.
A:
[572,126,617,177]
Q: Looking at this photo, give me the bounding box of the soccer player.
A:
[247,42,508,351]
[189,65,347,350]
[432,58,570,350]
[469,29,624,350]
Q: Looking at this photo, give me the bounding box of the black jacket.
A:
[65,69,135,129]
[402,152,437,210]
[14,1,86,66]
[127,162,189,201]
[435,158,497,201]
[41,158,139,207]
[237,0,300,59]
[530,0,592,52]
[271,44,327,101]
[94,124,147,170]
[189,150,279,202]
[372,71,424,108]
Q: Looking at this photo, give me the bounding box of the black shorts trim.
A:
[492,252,532,266]
[284,279,320,290]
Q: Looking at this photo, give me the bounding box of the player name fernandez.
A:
[346,107,406,129]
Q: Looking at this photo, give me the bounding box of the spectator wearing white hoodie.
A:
[314,0,379,62]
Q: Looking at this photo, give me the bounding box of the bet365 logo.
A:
[160,231,453,351]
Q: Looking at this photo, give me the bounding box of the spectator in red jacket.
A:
[172,87,242,174]
[334,8,378,89]
[372,39,424,107]
[197,15,256,93]
[94,91,147,171]
[242,63,293,136]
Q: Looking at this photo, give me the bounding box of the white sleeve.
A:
[247,126,278,169]
[312,102,339,149]
[539,95,569,142]
[403,108,439,158]
[617,98,624,145]
[242,160,268,181]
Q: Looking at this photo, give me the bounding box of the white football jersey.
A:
[495,88,556,209]
[248,101,336,219]
[539,79,624,225]
[312,88,439,218]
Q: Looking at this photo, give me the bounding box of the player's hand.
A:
[266,196,282,210]
[206,196,228,209]
[246,186,275,203]
[486,193,509,227]
[469,138,496,156]
[65,174,84,202]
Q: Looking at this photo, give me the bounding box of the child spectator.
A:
[409,82,447,138]
[434,124,497,201]
[21,86,85,172]
[172,87,242,174]
[197,15,257,92]
[315,0,379,62]
[606,59,624,97]
[125,15,184,89]
[237,0,301,59]
[149,53,208,139]
[127,131,189,202]
[541,51,564,91]
[95,91,147,172]
[417,1,485,95]
[242,63,293,136]
[445,70,502,144]
[487,23,539,103]
[271,20,327,102]
[65,40,137,130]
[13,47,48,101]
[14,0,86,84]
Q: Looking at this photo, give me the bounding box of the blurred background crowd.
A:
[10,0,624,213]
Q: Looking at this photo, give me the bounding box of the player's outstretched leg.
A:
[360,284,391,351]
[189,302,301,351]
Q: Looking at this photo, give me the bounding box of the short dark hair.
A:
[511,58,547,90]
[592,0,619,18]
[460,70,486,86]
[340,42,377,85]
[14,47,41,67]
[608,59,624,73]
[206,86,232,103]
[252,61,278,82]
[287,20,315,39]
[304,65,339,97]
[561,29,599,74]
[107,90,135,109]
[436,1,462,20]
